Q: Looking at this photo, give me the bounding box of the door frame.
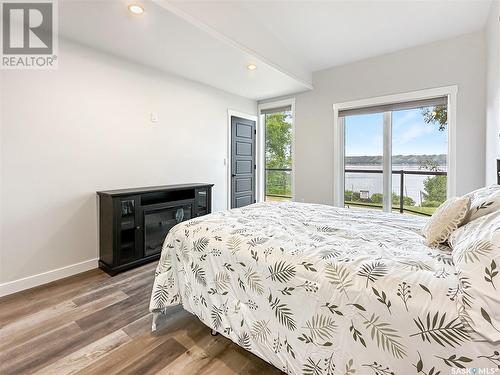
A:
[257,98,296,203]
[227,110,258,210]
[332,85,458,208]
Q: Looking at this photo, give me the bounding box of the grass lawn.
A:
[345,201,437,216]
[263,197,437,216]
[266,195,292,202]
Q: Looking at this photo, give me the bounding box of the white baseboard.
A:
[0,258,99,297]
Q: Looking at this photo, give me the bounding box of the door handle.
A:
[231,174,236,177]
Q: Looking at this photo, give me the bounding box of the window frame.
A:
[257,98,296,203]
[333,86,458,209]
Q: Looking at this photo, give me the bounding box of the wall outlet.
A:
[150,112,159,123]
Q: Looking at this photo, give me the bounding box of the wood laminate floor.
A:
[0,263,282,375]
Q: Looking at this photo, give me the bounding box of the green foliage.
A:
[421,200,442,208]
[371,193,415,206]
[396,194,415,207]
[345,191,414,207]
[266,170,291,197]
[422,175,447,207]
[421,105,447,131]
[418,159,447,207]
[344,190,361,202]
[420,159,442,172]
[265,113,292,169]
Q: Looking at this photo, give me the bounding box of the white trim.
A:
[446,92,457,197]
[257,98,296,202]
[0,258,98,297]
[333,85,458,207]
[333,114,344,206]
[383,112,392,212]
[227,110,258,210]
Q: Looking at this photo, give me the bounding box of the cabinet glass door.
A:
[196,189,208,216]
[117,197,139,265]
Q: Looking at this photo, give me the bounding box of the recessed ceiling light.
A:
[128,3,144,15]
[247,64,257,71]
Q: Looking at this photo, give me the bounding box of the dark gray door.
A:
[231,116,256,208]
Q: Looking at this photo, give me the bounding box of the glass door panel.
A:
[117,197,139,265]
[344,113,384,211]
[196,189,208,216]
[264,110,293,202]
[391,106,448,216]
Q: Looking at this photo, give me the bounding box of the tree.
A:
[265,113,292,169]
[421,105,447,131]
[422,175,447,207]
[419,160,447,207]
[419,159,442,172]
[345,190,361,202]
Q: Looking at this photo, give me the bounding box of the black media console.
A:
[97,183,213,275]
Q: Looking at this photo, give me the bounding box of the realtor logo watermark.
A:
[1,0,58,69]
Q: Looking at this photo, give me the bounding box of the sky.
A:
[344,107,448,156]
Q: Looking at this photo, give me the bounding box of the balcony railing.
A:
[265,168,292,200]
[345,169,447,216]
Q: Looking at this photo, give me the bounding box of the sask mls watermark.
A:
[451,368,500,375]
[1,0,58,69]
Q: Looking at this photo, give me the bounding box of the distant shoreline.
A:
[345,154,446,166]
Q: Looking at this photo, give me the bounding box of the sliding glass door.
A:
[342,97,448,216]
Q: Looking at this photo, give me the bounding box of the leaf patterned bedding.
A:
[149,202,500,374]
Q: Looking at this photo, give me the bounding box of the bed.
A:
[149,202,500,374]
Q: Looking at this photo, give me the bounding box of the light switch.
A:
[150,112,159,123]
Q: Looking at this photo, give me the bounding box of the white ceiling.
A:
[59,0,312,100]
[59,0,493,100]
[173,0,493,72]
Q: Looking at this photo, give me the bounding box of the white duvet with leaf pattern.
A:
[149,202,500,375]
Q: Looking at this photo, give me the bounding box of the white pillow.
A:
[421,196,470,247]
[465,185,500,223]
[451,211,500,342]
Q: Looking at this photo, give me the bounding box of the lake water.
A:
[345,164,447,205]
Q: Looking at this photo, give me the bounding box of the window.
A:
[259,102,294,202]
[340,96,449,216]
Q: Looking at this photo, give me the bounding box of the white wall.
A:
[0,39,256,290]
[485,1,500,185]
[293,31,486,205]
[0,72,3,285]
